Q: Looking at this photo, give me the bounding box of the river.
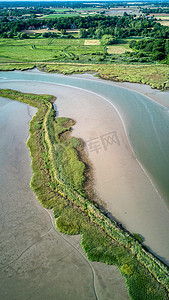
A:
[0,70,169,266]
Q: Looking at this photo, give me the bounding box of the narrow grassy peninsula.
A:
[0,89,169,300]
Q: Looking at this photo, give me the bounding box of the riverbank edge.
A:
[0,89,169,300]
[0,62,169,90]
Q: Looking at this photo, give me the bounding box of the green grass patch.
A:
[0,38,105,63]
[0,88,169,300]
[0,36,168,90]
[42,13,80,19]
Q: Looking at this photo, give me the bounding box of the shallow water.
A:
[0,97,129,299]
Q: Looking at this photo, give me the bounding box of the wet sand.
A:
[0,97,129,299]
[1,78,169,265]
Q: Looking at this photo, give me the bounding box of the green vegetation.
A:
[141,7,169,15]
[0,3,169,92]
[0,10,169,64]
[0,35,168,65]
[1,11,169,39]
[0,88,168,300]
[101,34,118,45]
[0,38,105,63]
[39,63,169,90]
[0,60,169,90]
[129,38,169,63]
[42,13,80,19]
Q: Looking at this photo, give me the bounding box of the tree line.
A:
[1,13,169,40]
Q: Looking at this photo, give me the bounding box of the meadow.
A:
[41,13,80,19]
[0,38,105,63]
[0,37,169,90]
[0,37,149,65]
[39,6,105,19]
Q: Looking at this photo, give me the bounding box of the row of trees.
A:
[1,13,169,40]
[141,7,169,15]
[0,7,53,17]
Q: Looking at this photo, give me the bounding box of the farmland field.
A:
[0,37,148,65]
[53,8,72,12]
[39,13,80,19]
[0,38,105,63]
[84,39,100,45]
[107,45,132,54]
[159,21,169,26]
[0,37,169,90]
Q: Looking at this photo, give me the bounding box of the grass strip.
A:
[0,88,169,300]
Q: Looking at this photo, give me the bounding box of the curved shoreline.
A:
[1,75,169,265]
[1,77,168,211]
[67,72,169,108]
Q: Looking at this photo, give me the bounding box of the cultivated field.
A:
[22,29,60,34]
[41,13,80,19]
[84,39,100,45]
[0,37,141,65]
[159,21,169,26]
[107,45,132,54]
[0,38,105,63]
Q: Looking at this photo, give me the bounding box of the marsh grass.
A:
[0,88,168,300]
[3,62,161,90]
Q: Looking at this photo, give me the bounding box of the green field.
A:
[40,6,103,18]
[74,7,103,12]
[0,37,150,64]
[0,38,106,63]
[0,37,169,90]
[41,13,80,19]
[52,8,72,12]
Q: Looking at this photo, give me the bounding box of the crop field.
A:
[0,37,141,64]
[84,39,100,45]
[38,6,105,19]
[159,20,169,26]
[152,14,169,19]
[53,8,71,12]
[75,7,102,11]
[0,38,105,63]
[22,29,60,34]
[39,13,80,19]
[146,14,169,26]
[107,44,132,54]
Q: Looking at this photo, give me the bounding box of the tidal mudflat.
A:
[1,74,169,266]
[0,96,129,299]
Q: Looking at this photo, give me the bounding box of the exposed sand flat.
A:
[1,77,169,265]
